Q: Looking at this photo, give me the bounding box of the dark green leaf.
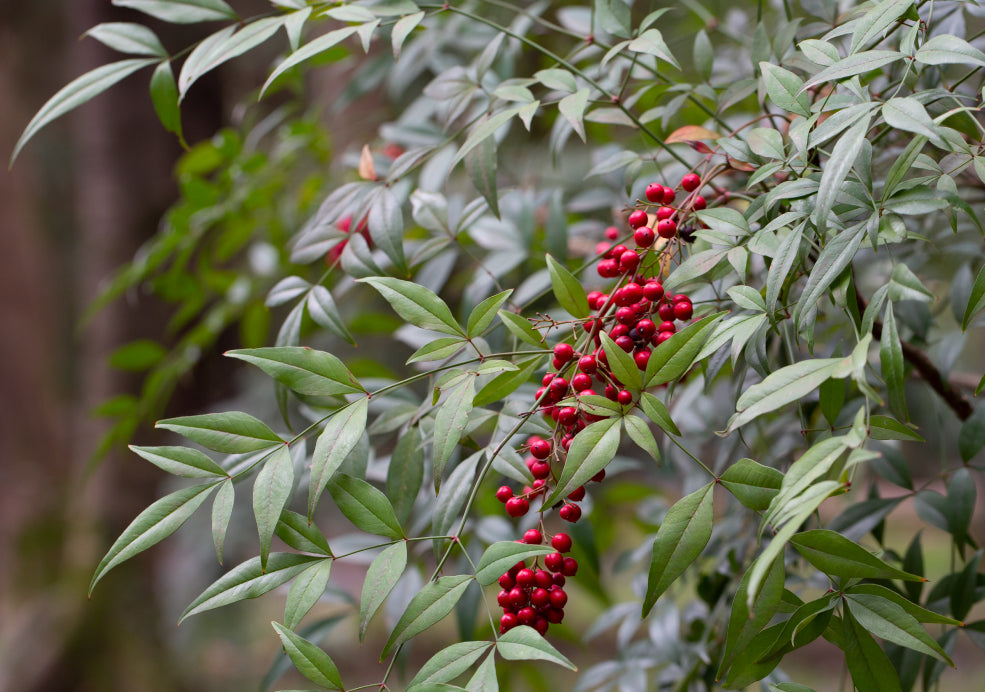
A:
[432,452,481,536]
[790,529,923,581]
[962,264,985,330]
[959,405,985,462]
[367,186,408,274]
[623,415,659,460]
[262,26,359,95]
[271,621,343,690]
[643,483,714,616]
[759,62,811,117]
[644,312,726,387]
[496,625,576,669]
[475,542,555,586]
[307,285,355,345]
[545,254,590,318]
[600,332,642,390]
[766,223,804,314]
[497,310,545,347]
[880,303,908,420]
[719,556,784,676]
[359,542,407,640]
[157,412,283,453]
[842,609,904,692]
[467,290,513,337]
[309,398,369,520]
[284,559,333,630]
[846,584,961,626]
[474,356,542,408]
[544,417,620,506]
[254,445,295,570]
[720,458,783,511]
[360,277,465,336]
[386,426,423,525]
[226,347,364,397]
[91,482,218,593]
[638,392,681,436]
[328,474,404,539]
[819,377,846,427]
[382,575,473,659]
[845,593,954,664]
[433,375,476,484]
[407,338,466,364]
[869,415,923,442]
[276,511,332,556]
[149,61,182,140]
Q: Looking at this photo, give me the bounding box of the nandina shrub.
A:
[17,1,985,690]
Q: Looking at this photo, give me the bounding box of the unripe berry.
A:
[544,552,564,572]
[643,281,665,301]
[656,205,675,221]
[628,209,648,228]
[559,503,582,523]
[617,389,634,405]
[681,173,701,192]
[634,226,655,248]
[553,343,574,363]
[561,557,579,576]
[645,183,664,203]
[604,225,620,240]
[619,250,640,273]
[523,529,543,544]
[578,355,597,374]
[496,486,513,503]
[571,373,593,392]
[674,301,693,321]
[551,533,573,553]
[500,613,518,633]
[634,349,651,370]
[530,439,552,459]
[657,219,677,239]
[550,588,569,607]
[505,497,529,517]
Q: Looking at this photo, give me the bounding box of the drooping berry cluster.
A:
[491,173,707,637]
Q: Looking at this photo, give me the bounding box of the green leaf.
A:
[534,68,576,92]
[112,0,237,23]
[842,609,904,692]
[465,132,500,218]
[359,277,465,336]
[803,50,901,90]
[308,398,369,520]
[90,482,218,593]
[767,438,849,526]
[407,338,466,364]
[951,550,982,621]
[727,358,846,433]
[798,226,867,326]
[433,452,481,536]
[180,553,323,622]
[12,58,157,165]
[85,22,167,56]
[882,97,944,146]
[916,34,985,68]
[497,310,545,347]
[720,458,783,511]
[558,88,590,142]
[474,356,542,408]
[790,529,923,581]
[271,621,343,690]
[819,377,846,428]
[409,641,493,687]
[719,556,784,676]
[262,25,359,95]
[644,312,726,387]
[544,417,620,506]
[642,483,714,616]
[869,415,923,442]
[226,347,364,397]
[367,186,408,274]
[623,414,659,460]
[962,264,985,330]
[845,593,953,664]
[328,474,404,539]
[387,426,424,525]
[759,62,811,117]
[959,405,985,462]
[391,10,424,59]
[467,290,513,337]
[307,285,355,345]
[771,685,818,692]
[600,332,642,390]
[129,445,227,478]
[284,559,333,630]
[451,105,525,167]
[433,375,477,485]
[466,651,498,692]
[496,625,576,670]
[879,303,908,420]
[179,17,285,98]
[359,542,407,640]
[850,0,915,53]
[157,412,283,453]
[276,511,332,556]
[638,392,681,436]
[545,254,590,318]
[475,542,555,586]
[813,108,872,230]
[149,61,183,140]
[254,445,295,570]
[628,29,680,69]
[846,584,962,626]
[211,478,234,564]
[382,575,473,659]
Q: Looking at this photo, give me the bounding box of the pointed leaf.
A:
[842,610,904,692]
[149,61,182,139]
[803,50,901,90]
[638,392,681,436]
[760,62,811,117]
[307,285,355,345]
[382,575,473,659]
[720,556,784,675]
[359,277,465,336]
[90,482,217,593]
[546,254,590,318]
[720,458,783,511]
[466,651,498,692]
[271,621,343,690]
[467,290,513,337]
[359,542,407,640]
[475,542,555,586]
[86,22,167,56]
[496,625,576,670]
[644,312,726,387]
[846,584,961,625]
[262,26,358,95]
[226,347,364,397]
[451,105,524,167]
[851,0,914,53]
[600,332,642,390]
[623,414,659,460]
[112,0,237,23]
[308,398,369,519]
[465,135,500,218]
[254,445,295,569]
[157,411,283,453]
[284,559,333,630]
[178,17,284,98]
[497,310,545,347]
[916,34,985,68]
[409,641,493,687]
[328,474,404,539]
[880,303,908,420]
[386,426,424,525]
[643,483,714,615]
[544,417,620,506]
[812,113,871,230]
[276,511,332,556]
[433,376,477,483]
[392,10,424,59]
[766,222,803,313]
[790,529,923,581]
[846,593,953,664]
[129,445,228,478]
[367,186,408,274]
[628,29,679,69]
[558,88,590,141]
[211,478,234,564]
[727,358,844,433]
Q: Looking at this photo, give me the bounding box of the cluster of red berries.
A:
[495,531,576,635]
[490,173,706,637]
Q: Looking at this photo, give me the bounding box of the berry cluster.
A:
[491,173,706,637]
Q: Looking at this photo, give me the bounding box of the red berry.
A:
[656,331,674,344]
[544,552,564,572]
[534,617,550,635]
[659,321,676,334]
[604,385,618,401]
[673,294,691,303]
[571,373,593,392]
[662,187,676,204]
[621,282,644,305]
[532,461,552,479]
[604,226,619,240]
[535,569,553,588]
[516,568,535,587]
[692,195,706,210]
[561,557,579,576]
[517,606,536,625]
[499,573,514,589]
[577,389,596,399]
[656,206,675,221]
[500,613,518,633]
[496,486,513,503]
[597,259,619,277]
[643,282,665,301]
[567,485,586,502]
[531,587,550,608]
[559,503,582,523]
[497,590,512,608]
[657,219,677,239]
[553,343,574,363]
[617,389,634,405]
[557,407,578,427]
[550,587,569,607]
[636,318,657,339]
[634,226,655,248]
[616,307,637,326]
[546,607,565,623]
[609,244,629,259]
[609,323,630,338]
[658,303,676,321]
[615,335,635,352]
[530,439,552,459]
[674,301,693,320]
[645,183,664,203]
[586,291,602,310]
[549,377,568,395]
[592,468,606,482]
[531,479,546,493]
[551,533,573,553]
[509,587,529,607]
[523,529,543,544]
[505,497,529,517]
[541,373,555,386]
[628,209,648,228]
[619,250,640,273]
[553,574,566,587]
[681,173,701,192]
[634,350,651,370]
[578,355,597,374]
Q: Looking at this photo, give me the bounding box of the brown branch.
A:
[857,293,974,421]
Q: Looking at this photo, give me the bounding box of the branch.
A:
[856,293,974,421]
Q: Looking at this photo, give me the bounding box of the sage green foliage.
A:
[23,0,985,690]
